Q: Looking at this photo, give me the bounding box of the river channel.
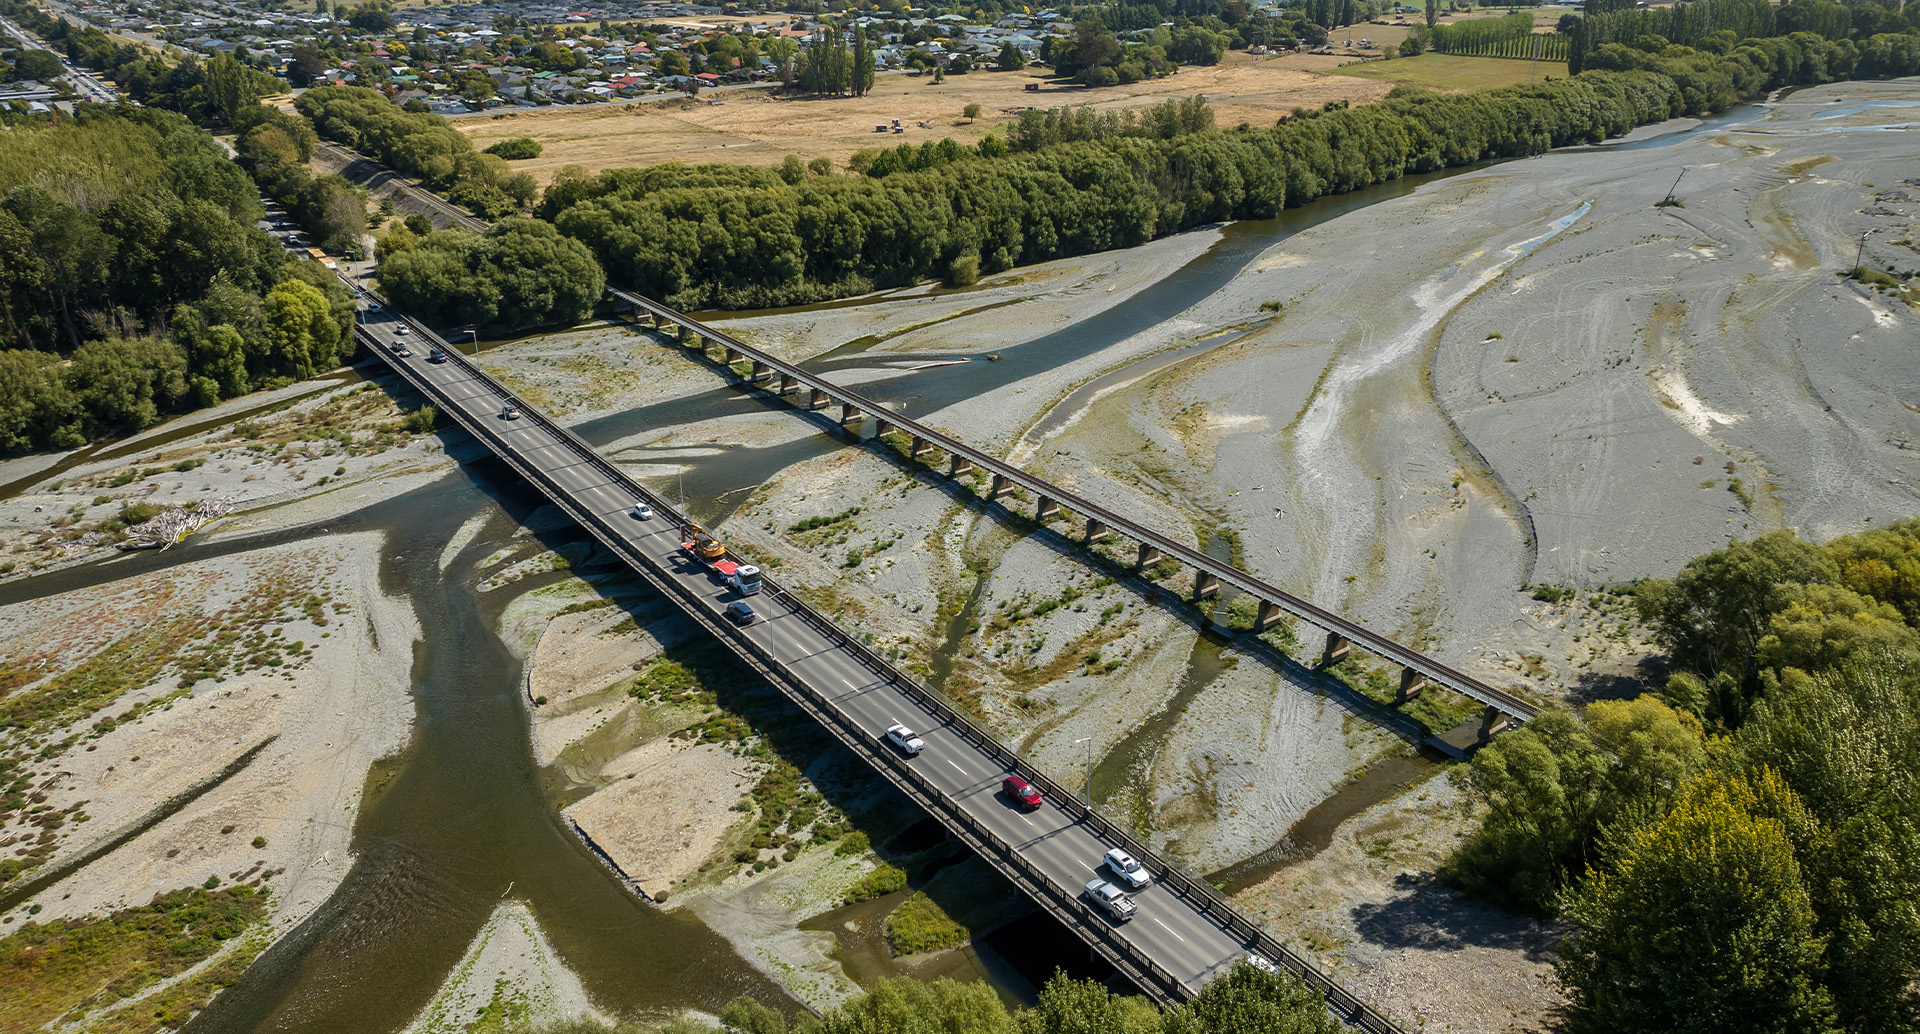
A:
[2,100,1780,1032]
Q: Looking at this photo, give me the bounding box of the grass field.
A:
[454,55,1404,183]
[1326,52,1566,91]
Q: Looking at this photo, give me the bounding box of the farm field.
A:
[1327,51,1565,90]
[454,57,1397,182]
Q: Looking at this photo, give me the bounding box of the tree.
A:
[66,335,188,433]
[813,977,1012,1034]
[1425,0,1440,28]
[997,41,1024,71]
[1018,971,1161,1034]
[1557,769,1840,1034]
[853,23,875,97]
[289,43,327,88]
[263,278,337,379]
[1165,958,1342,1034]
[12,49,63,82]
[963,102,983,122]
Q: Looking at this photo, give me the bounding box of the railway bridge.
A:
[605,287,1537,733]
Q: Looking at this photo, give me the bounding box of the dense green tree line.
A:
[1447,520,1920,1033]
[509,966,1339,1034]
[526,26,1920,311]
[1567,0,1919,72]
[375,217,604,332]
[294,86,536,220]
[0,108,355,454]
[1009,95,1217,152]
[233,105,371,256]
[536,69,1682,309]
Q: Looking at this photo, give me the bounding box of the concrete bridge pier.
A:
[1478,705,1515,745]
[808,388,829,410]
[951,455,975,477]
[1085,519,1111,545]
[723,347,743,367]
[651,312,667,331]
[1193,570,1219,600]
[778,374,795,396]
[987,473,1012,500]
[1321,632,1351,667]
[840,403,863,425]
[750,360,771,382]
[1397,668,1428,704]
[1137,542,1162,569]
[1254,600,1284,631]
[1034,496,1060,521]
[874,418,897,438]
[909,436,932,459]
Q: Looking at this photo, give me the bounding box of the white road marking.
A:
[1150,916,1187,942]
[1016,811,1034,825]
[945,759,968,777]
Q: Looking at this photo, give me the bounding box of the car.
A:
[1241,953,1279,975]
[503,402,520,420]
[1104,847,1150,889]
[725,600,756,625]
[631,503,654,520]
[1083,878,1136,922]
[366,302,382,312]
[1002,774,1042,810]
[392,344,412,357]
[882,724,925,756]
[428,346,447,363]
[393,325,410,336]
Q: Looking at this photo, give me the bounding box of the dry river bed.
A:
[0,77,1912,1034]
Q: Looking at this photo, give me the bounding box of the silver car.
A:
[1083,878,1136,922]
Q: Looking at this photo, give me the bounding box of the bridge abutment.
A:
[1322,632,1351,666]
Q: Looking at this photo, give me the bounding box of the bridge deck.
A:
[350,303,1405,1033]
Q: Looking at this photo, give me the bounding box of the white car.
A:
[882,724,925,756]
[392,343,412,357]
[503,402,520,420]
[631,503,654,520]
[1083,878,1136,922]
[1104,848,1151,889]
[1242,953,1279,975]
[393,325,409,336]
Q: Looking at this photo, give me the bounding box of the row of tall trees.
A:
[535,67,1691,310]
[0,107,356,453]
[794,24,875,97]
[1425,11,1572,60]
[1566,0,1919,72]
[293,86,536,220]
[1448,521,1920,1033]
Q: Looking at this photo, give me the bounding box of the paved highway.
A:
[0,12,119,103]
[350,304,1401,1031]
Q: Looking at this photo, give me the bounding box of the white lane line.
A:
[841,677,857,688]
[1149,916,1187,943]
[1016,811,1034,825]
[945,759,968,777]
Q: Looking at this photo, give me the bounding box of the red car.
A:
[1002,774,1042,810]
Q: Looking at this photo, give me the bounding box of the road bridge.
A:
[606,287,1537,730]
[350,301,1406,1033]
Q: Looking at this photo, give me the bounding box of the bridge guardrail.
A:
[355,308,1407,1032]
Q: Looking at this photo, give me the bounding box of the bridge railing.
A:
[610,289,1532,725]
[355,311,1408,1033]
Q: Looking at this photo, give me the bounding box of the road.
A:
[348,302,1402,1032]
[0,12,119,103]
